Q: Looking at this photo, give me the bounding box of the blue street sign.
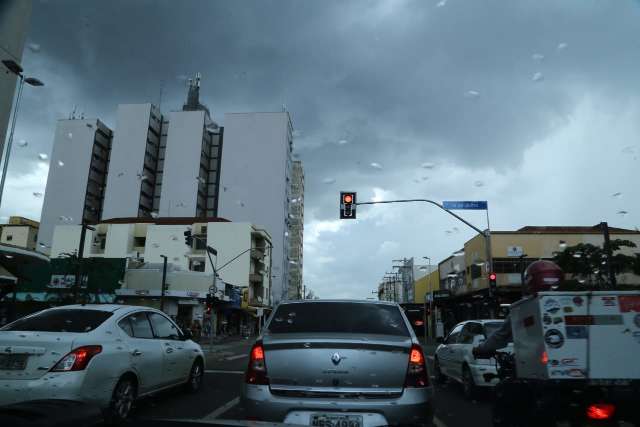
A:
[442,201,488,210]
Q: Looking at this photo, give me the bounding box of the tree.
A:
[553,239,639,286]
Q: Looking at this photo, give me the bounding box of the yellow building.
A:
[462,226,640,293]
[413,269,440,303]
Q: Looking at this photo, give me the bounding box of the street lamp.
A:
[0,60,45,209]
[159,255,168,312]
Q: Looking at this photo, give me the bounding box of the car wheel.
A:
[185,359,204,393]
[433,357,446,384]
[462,365,477,400]
[105,376,137,425]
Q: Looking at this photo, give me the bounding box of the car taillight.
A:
[51,345,102,372]
[245,342,269,385]
[405,344,429,388]
[540,351,548,365]
[586,403,615,420]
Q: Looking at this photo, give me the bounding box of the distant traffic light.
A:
[184,229,193,247]
[340,191,357,219]
[489,272,497,293]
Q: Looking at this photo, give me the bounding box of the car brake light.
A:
[540,351,548,365]
[245,342,269,385]
[405,344,429,388]
[586,404,615,420]
[51,345,102,372]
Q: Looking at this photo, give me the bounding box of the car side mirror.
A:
[436,336,444,344]
[182,328,193,341]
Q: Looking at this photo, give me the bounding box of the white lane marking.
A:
[205,370,244,374]
[201,396,240,420]
[434,416,448,427]
[225,354,248,360]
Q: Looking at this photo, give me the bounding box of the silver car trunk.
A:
[264,332,412,394]
[0,332,76,380]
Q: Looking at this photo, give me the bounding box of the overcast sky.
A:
[4,0,640,298]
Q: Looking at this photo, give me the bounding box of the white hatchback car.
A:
[434,319,512,399]
[0,304,205,422]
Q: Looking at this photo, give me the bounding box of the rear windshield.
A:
[484,322,512,343]
[1,309,113,333]
[267,302,409,336]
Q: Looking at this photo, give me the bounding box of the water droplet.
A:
[337,139,348,145]
[557,42,568,51]
[531,53,544,62]
[452,227,459,233]
[17,139,28,147]
[611,192,622,198]
[421,162,436,169]
[67,132,73,139]
[322,177,336,184]
[57,160,64,167]
[32,192,43,198]
[532,72,544,82]
[284,231,289,237]
[464,90,480,99]
[421,176,429,181]
[292,129,302,137]
[171,235,178,241]
[152,243,159,248]
[559,241,567,249]
[617,210,628,216]
[28,43,41,52]
[370,162,383,170]
[474,180,484,187]
[445,230,452,235]
[117,172,124,177]
[38,153,48,161]
[150,212,159,218]
[412,179,421,183]
[436,0,447,7]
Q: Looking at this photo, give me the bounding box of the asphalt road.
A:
[126,339,494,427]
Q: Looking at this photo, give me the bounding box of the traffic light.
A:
[184,229,193,247]
[340,192,357,219]
[489,272,497,293]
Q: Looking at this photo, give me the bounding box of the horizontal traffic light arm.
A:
[354,198,486,235]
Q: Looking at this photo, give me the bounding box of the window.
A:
[133,236,146,247]
[267,302,409,337]
[1,309,112,333]
[484,322,512,343]
[444,323,464,344]
[118,318,134,337]
[6,235,12,241]
[459,322,483,344]
[127,312,154,338]
[148,312,181,340]
[190,258,205,272]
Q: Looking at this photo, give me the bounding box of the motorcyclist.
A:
[472,260,563,359]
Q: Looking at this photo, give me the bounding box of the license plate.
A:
[0,354,28,370]
[311,414,363,427]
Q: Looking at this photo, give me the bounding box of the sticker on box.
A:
[601,296,617,307]
[573,296,584,306]
[553,317,563,324]
[619,296,640,313]
[634,314,640,328]
[544,299,561,314]
[566,326,588,339]
[563,306,573,313]
[543,314,552,325]
[561,358,579,366]
[545,329,564,348]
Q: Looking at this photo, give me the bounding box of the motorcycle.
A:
[482,351,639,427]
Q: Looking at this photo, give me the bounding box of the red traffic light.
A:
[489,273,497,281]
[343,194,353,204]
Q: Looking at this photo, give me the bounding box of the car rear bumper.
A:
[0,371,113,408]
[241,384,435,426]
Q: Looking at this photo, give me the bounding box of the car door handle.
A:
[132,350,143,356]
[166,347,174,354]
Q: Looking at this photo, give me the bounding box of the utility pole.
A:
[599,222,616,288]
[159,255,168,312]
[75,223,95,303]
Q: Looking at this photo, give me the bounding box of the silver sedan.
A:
[241,300,434,427]
[0,304,205,422]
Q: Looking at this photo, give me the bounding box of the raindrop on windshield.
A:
[445,230,452,235]
[421,176,429,181]
[171,235,178,241]
[17,139,28,147]
[557,42,568,51]
[532,72,544,82]
[452,227,459,233]
[436,0,447,7]
[531,53,544,62]
[152,243,159,248]
[322,178,336,184]
[117,172,124,177]
[611,192,622,198]
[57,160,64,167]
[474,180,484,187]
[38,153,48,161]
[150,212,159,218]
[370,162,383,170]
[464,90,480,99]
[412,179,421,183]
[559,241,567,249]
[292,129,302,137]
[32,192,43,198]
[617,210,628,216]
[28,43,41,52]
[284,231,289,237]
[421,162,436,169]
[67,132,73,139]
[337,139,349,145]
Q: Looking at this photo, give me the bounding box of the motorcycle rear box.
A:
[510,291,640,380]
